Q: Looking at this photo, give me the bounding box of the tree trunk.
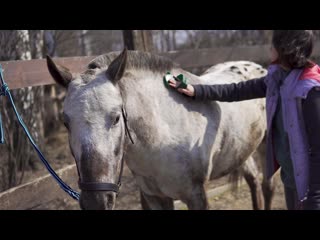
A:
[43,30,60,138]
[122,30,154,52]
[171,30,177,50]
[80,30,89,56]
[29,30,45,142]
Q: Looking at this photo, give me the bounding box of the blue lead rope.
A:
[0,100,4,144]
[0,64,80,201]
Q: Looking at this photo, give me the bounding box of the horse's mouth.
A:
[79,191,116,210]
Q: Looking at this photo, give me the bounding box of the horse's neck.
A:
[120,69,221,144]
[122,68,203,107]
[174,68,204,85]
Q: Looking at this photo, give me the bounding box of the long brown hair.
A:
[272,30,314,69]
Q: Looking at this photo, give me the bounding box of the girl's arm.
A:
[192,76,267,102]
[302,87,320,210]
[169,67,288,101]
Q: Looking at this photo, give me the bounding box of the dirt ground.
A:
[11,127,287,210]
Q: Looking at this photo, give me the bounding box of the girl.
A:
[169,30,320,210]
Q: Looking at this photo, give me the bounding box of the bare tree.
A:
[85,30,123,55]
[123,30,154,52]
[42,30,61,137]
[0,30,44,190]
[153,30,178,52]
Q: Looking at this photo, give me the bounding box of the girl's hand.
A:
[168,78,195,97]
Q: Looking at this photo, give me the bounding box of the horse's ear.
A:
[46,55,73,88]
[106,48,128,82]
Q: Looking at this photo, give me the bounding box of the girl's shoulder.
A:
[266,64,281,74]
[264,64,288,85]
[299,63,320,82]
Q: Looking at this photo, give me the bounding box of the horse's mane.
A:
[86,50,179,74]
[82,51,266,87]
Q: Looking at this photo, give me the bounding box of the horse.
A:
[46,49,275,210]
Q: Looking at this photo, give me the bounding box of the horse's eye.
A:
[113,115,120,126]
[88,62,99,69]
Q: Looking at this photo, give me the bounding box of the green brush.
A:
[163,72,188,89]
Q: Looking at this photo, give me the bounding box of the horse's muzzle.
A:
[79,191,116,210]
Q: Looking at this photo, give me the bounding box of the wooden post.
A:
[122,30,154,52]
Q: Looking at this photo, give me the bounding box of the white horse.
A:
[46,49,274,210]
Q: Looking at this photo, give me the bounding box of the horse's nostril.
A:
[107,193,116,209]
[79,191,116,210]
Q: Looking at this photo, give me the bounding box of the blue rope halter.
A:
[0,64,80,201]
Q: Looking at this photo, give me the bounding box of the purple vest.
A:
[265,64,320,201]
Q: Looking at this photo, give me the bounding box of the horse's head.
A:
[46,49,129,210]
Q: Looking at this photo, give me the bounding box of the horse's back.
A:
[200,61,267,84]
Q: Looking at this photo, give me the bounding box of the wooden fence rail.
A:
[0,164,78,210]
[1,43,319,90]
